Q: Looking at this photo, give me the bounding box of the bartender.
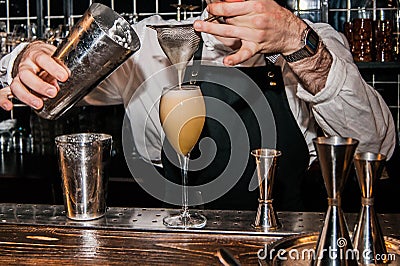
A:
[0,0,396,211]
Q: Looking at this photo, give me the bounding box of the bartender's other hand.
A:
[0,86,13,111]
[10,41,70,109]
[194,0,307,66]
[200,0,244,50]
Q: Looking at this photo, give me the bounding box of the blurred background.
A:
[0,0,399,212]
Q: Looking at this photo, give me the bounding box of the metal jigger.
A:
[251,149,282,230]
[312,136,359,266]
[352,152,388,265]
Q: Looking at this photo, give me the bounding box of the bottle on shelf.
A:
[392,0,400,61]
[343,0,399,62]
[374,0,397,62]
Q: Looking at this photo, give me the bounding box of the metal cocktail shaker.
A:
[36,3,140,120]
[55,133,112,220]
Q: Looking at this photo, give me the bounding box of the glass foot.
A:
[163,212,207,229]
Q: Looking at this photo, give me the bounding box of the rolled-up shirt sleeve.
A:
[297,22,397,159]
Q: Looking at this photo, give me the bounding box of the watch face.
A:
[306,28,319,54]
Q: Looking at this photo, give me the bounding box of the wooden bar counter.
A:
[0,204,398,265]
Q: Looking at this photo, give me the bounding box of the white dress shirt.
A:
[0,14,396,165]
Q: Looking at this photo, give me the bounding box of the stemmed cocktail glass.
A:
[159,84,207,228]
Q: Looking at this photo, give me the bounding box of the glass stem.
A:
[179,154,190,219]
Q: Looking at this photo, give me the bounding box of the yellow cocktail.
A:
[160,86,205,156]
[159,84,207,228]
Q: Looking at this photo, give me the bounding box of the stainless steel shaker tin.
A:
[55,133,112,220]
[36,3,140,120]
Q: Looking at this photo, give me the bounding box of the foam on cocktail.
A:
[160,87,205,156]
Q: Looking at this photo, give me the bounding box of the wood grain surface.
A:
[0,224,277,265]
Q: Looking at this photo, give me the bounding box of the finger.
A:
[35,53,69,82]
[18,69,58,98]
[24,47,69,82]
[0,87,14,111]
[223,41,258,65]
[39,71,61,91]
[195,21,265,42]
[195,21,241,38]
[10,76,43,109]
[19,42,70,82]
[214,36,242,49]
[207,0,257,17]
[224,12,271,30]
[205,0,244,4]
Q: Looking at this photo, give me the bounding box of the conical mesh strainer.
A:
[148,24,201,67]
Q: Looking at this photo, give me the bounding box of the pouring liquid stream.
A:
[177,67,183,89]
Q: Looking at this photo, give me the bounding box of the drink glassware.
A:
[159,84,206,228]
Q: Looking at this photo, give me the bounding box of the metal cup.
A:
[352,152,388,265]
[312,136,359,266]
[36,3,140,120]
[251,148,282,230]
[55,133,112,220]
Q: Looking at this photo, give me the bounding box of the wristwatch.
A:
[282,25,320,63]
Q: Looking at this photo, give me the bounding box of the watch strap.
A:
[283,26,320,63]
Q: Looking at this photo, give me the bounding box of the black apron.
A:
[161,44,310,211]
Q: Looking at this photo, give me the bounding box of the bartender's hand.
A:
[0,86,13,111]
[0,41,70,111]
[194,0,307,66]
